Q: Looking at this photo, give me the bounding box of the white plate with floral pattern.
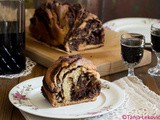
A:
[103,18,160,44]
[9,76,125,119]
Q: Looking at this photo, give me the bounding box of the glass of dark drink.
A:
[121,33,145,76]
[0,1,25,75]
[148,23,160,76]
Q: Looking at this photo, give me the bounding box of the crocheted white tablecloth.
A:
[0,57,36,79]
[20,77,160,120]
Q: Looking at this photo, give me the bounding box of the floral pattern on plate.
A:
[9,76,125,119]
[12,84,38,110]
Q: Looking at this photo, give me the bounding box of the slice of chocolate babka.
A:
[41,54,101,107]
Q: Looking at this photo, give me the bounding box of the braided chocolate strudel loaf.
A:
[29,0,105,52]
[41,54,101,107]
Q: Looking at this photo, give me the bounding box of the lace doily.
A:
[20,77,160,120]
[0,57,36,79]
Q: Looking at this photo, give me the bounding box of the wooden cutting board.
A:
[25,9,151,76]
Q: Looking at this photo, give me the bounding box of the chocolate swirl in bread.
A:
[41,54,101,107]
[29,0,105,52]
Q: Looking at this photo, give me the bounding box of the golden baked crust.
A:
[41,54,101,107]
[29,0,105,52]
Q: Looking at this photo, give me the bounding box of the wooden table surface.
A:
[0,51,160,120]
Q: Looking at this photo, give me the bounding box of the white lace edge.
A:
[0,57,36,79]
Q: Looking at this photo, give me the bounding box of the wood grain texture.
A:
[0,53,159,120]
[26,29,151,77]
[0,78,19,120]
[25,9,151,76]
